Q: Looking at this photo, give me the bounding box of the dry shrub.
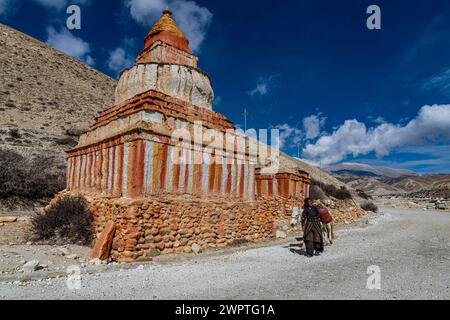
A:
[0,148,65,199]
[356,189,372,200]
[361,201,379,213]
[65,126,87,137]
[311,179,353,200]
[309,185,327,201]
[31,194,94,245]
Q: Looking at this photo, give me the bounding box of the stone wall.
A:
[86,194,304,262]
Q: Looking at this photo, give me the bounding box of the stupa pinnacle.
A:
[115,9,213,110]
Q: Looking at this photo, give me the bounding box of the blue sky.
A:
[1,0,450,174]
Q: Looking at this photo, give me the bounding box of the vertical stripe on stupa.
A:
[230,158,236,195]
[152,142,162,192]
[187,148,194,194]
[237,158,241,196]
[273,174,278,197]
[66,157,72,190]
[221,156,227,196]
[179,148,186,191]
[243,160,248,198]
[116,144,124,196]
[208,154,215,194]
[122,142,129,196]
[166,145,174,192]
[144,140,154,194]
[202,153,209,195]
[239,160,245,197]
[75,155,81,190]
[248,164,254,198]
[159,143,168,191]
[108,147,113,194]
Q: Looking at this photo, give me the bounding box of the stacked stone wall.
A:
[85,194,304,262]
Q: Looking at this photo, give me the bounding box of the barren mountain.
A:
[0,23,116,208]
[326,162,415,178]
[334,172,450,197]
[0,23,116,134]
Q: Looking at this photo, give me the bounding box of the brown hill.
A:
[0,23,116,209]
[335,173,450,197]
[0,23,116,134]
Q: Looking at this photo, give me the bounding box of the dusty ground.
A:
[0,207,449,300]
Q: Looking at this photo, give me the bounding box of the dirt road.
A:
[1,208,449,300]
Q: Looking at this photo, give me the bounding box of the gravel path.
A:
[1,208,449,300]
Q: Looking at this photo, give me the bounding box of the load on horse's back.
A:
[319,207,334,245]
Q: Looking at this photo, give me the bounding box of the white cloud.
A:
[31,0,67,10]
[273,124,302,149]
[368,115,385,125]
[422,68,450,96]
[303,114,326,140]
[247,75,279,97]
[85,55,95,66]
[46,27,93,64]
[302,104,450,165]
[0,0,12,16]
[107,47,134,73]
[30,0,91,10]
[125,0,212,53]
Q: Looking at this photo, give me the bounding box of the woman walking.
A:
[301,198,324,257]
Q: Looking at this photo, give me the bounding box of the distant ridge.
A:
[326,162,416,178]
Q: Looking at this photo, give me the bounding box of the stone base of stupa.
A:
[58,192,301,262]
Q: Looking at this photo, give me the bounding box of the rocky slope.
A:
[0,23,116,210]
[0,23,116,134]
[334,172,450,197]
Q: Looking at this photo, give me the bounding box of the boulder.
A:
[191,243,202,254]
[276,230,287,239]
[0,216,17,223]
[91,220,116,260]
[57,247,71,256]
[22,260,40,273]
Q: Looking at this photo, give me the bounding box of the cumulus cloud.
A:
[125,0,212,53]
[107,47,134,73]
[302,104,450,165]
[303,114,326,140]
[46,27,93,64]
[272,124,302,149]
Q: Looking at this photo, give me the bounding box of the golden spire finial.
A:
[163,7,172,16]
[148,7,185,38]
